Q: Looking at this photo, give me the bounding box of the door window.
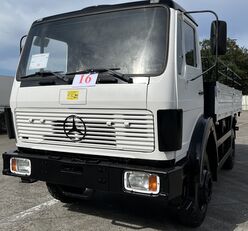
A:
[183,22,197,67]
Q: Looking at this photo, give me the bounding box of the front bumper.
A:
[2,149,185,200]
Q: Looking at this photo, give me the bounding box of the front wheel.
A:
[171,153,212,227]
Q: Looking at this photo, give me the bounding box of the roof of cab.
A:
[33,0,191,24]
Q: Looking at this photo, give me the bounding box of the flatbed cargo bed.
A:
[215,82,242,120]
[0,76,13,109]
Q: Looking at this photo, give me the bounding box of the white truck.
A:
[0,76,13,132]
[2,0,242,227]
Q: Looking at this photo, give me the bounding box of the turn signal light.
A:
[11,158,17,172]
[149,175,158,192]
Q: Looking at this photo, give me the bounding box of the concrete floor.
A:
[0,113,248,231]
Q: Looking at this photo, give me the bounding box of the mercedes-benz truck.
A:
[2,0,242,227]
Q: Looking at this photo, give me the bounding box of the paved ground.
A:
[0,113,248,231]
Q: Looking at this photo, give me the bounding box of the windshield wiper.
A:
[20,71,69,82]
[66,68,133,83]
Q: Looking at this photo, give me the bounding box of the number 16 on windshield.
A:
[72,73,98,87]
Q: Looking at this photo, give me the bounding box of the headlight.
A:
[10,158,31,176]
[124,171,160,194]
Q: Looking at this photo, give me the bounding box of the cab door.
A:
[176,14,204,161]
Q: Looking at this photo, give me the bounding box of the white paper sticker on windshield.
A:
[29,53,50,70]
[72,73,98,87]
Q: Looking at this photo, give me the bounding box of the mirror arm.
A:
[184,10,219,82]
[20,35,27,54]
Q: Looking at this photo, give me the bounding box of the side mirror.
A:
[20,35,27,54]
[210,20,227,56]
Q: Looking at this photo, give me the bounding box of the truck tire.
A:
[46,183,94,203]
[171,152,212,227]
[222,135,235,170]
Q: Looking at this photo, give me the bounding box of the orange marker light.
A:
[149,175,158,192]
[11,158,17,172]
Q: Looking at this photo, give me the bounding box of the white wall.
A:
[242,96,248,110]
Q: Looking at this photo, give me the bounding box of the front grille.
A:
[15,109,155,152]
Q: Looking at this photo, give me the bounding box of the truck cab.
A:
[2,0,242,227]
[9,1,202,161]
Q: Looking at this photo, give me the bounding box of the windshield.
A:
[17,7,169,79]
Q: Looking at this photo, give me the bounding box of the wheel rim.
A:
[199,169,212,209]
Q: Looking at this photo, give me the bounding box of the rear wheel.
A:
[222,133,235,170]
[46,183,94,203]
[171,152,212,227]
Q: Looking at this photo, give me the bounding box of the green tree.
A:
[201,38,248,94]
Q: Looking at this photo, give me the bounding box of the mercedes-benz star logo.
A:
[63,115,87,142]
